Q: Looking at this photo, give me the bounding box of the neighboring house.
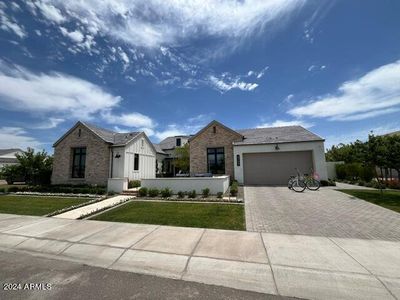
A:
[154,135,191,176]
[52,122,156,186]
[0,148,23,169]
[189,120,328,185]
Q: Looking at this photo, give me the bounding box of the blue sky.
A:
[0,0,399,153]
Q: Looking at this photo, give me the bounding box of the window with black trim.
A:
[134,154,139,171]
[207,147,225,174]
[236,154,240,167]
[176,138,181,147]
[72,147,86,178]
[212,126,216,134]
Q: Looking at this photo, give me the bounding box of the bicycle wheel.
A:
[287,178,293,189]
[306,178,320,191]
[291,179,306,192]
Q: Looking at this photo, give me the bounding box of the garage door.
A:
[243,151,313,185]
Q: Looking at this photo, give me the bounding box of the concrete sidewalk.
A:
[0,213,399,299]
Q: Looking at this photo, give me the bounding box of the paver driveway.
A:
[244,186,400,241]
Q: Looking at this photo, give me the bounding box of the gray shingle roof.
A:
[159,135,192,150]
[153,144,167,154]
[0,148,23,156]
[82,122,141,146]
[234,126,324,145]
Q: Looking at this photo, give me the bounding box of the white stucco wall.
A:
[107,178,128,193]
[233,141,328,184]
[111,134,156,181]
[141,176,230,194]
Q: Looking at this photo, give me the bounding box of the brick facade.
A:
[189,122,243,178]
[51,124,111,186]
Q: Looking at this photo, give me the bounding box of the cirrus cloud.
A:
[289,60,400,121]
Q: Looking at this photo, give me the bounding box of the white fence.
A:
[141,176,230,194]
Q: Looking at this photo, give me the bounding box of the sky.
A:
[0,0,399,153]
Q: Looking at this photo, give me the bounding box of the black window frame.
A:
[176,138,181,147]
[207,147,225,174]
[71,147,86,178]
[236,154,240,167]
[134,153,139,171]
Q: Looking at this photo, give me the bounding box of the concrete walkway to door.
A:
[244,186,400,241]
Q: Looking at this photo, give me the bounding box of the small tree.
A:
[16,148,53,185]
[173,144,190,173]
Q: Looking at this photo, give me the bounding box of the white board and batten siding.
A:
[111,135,156,181]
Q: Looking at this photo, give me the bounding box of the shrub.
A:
[387,180,400,189]
[7,186,19,193]
[217,192,223,199]
[188,190,197,198]
[320,180,329,186]
[177,191,185,198]
[358,180,365,186]
[128,180,141,188]
[0,188,6,193]
[230,181,238,196]
[372,181,386,189]
[328,179,336,186]
[365,182,374,188]
[139,187,148,197]
[148,188,159,197]
[202,188,210,198]
[160,188,172,198]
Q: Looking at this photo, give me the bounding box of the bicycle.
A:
[287,169,306,192]
[303,169,320,191]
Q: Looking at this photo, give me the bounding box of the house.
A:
[0,148,23,169]
[154,135,191,176]
[52,122,156,186]
[189,120,328,185]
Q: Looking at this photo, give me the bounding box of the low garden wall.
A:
[107,178,128,193]
[141,176,230,194]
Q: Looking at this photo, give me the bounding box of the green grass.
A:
[91,201,245,230]
[338,189,400,213]
[0,195,92,216]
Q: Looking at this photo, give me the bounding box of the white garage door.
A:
[243,151,313,185]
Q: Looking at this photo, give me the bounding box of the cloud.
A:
[154,124,187,141]
[60,27,84,43]
[308,64,326,72]
[34,1,65,23]
[0,6,26,38]
[28,0,305,48]
[34,118,65,129]
[209,75,258,93]
[257,119,314,128]
[289,60,400,121]
[0,61,121,119]
[101,111,155,129]
[0,127,41,149]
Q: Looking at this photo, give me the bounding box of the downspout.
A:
[110,147,114,178]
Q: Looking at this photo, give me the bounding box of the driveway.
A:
[244,186,400,241]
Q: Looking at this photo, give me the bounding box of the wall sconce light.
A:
[275,144,280,150]
[115,153,121,158]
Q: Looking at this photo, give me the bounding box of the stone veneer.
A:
[51,124,111,186]
[189,122,243,178]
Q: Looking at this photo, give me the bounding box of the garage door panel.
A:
[243,151,313,185]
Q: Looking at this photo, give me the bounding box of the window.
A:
[134,154,139,171]
[176,138,181,147]
[236,154,240,167]
[141,139,144,148]
[78,129,81,137]
[207,147,225,174]
[72,147,86,178]
[212,126,216,134]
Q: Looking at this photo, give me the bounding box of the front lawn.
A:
[0,195,93,216]
[338,189,400,213]
[91,201,245,230]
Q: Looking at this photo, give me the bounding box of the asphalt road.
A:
[0,250,294,300]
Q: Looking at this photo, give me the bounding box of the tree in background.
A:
[0,148,53,185]
[173,144,190,173]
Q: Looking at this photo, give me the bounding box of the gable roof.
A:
[234,126,324,145]
[53,121,141,147]
[153,144,167,154]
[159,135,191,150]
[189,120,243,142]
[0,148,23,156]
